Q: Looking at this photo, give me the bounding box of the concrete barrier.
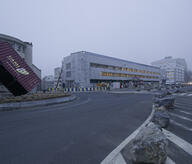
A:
[154,96,175,109]
[101,93,176,164]
[48,87,107,93]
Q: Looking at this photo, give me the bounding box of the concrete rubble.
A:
[153,96,175,109]
[122,122,168,164]
[151,110,170,128]
[122,90,176,164]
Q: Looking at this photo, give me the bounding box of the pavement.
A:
[0,92,153,164]
[165,94,192,164]
[1,90,192,164]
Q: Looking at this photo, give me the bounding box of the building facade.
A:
[62,51,164,88]
[41,75,54,90]
[54,67,62,89]
[0,34,41,92]
[151,56,186,84]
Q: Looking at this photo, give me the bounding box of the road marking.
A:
[163,129,192,156]
[104,153,175,164]
[175,102,192,106]
[170,119,192,131]
[175,104,192,110]
[165,157,176,164]
[180,93,187,96]
[100,106,155,164]
[170,113,192,122]
[109,153,126,164]
[175,109,192,116]
[101,106,177,164]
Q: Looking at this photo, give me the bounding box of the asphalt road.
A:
[166,94,192,163]
[168,95,192,143]
[0,92,153,164]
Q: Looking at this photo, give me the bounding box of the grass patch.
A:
[0,92,71,104]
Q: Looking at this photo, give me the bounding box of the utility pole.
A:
[55,67,62,89]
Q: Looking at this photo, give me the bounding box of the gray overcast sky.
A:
[0,0,192,76]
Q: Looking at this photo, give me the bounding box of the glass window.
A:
[66,71,71,77]
[66,63,71,69]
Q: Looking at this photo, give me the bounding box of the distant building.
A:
[151,56,187,84]
[54,67,62,89]
[0,34,41,92]
[41,75,54,90]
[62,51,164,88]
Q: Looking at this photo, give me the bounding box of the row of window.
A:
[90,63,160,75]
[66,71,71,77]
[66,63,71,70]
[101,72,159,79]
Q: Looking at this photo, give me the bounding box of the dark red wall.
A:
[0,42,41,96]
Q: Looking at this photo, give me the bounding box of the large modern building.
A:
[41,75,54,90]
[62,51,164,88]
[0,34,41,92]
[151,56,186,84]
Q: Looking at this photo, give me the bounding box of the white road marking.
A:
[107,153,175,164]
[175,102,192,106]
[172,93,189,96]
[175,109,192,116]
[180,93,187,96]
[175,104,192,110]
[170,113,192,122]
[109,153,126,164]
[173,93,192,96]
[163,129,192,156]
[170,120,192,131]
[165,157,176,164]
[100,106,155,164]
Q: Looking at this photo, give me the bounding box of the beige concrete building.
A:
[151,56,187,84]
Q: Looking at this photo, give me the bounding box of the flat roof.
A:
[0,33,32,46]
[71,51,160,70]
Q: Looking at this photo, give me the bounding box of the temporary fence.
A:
[48,87,107,93]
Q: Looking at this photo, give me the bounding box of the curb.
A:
[0,95,76,111]
[101,105,155,164]
[101,95,176,164]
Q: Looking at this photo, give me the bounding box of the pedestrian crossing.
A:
[171,99,192,132]
[101,94,192,164]
[172,93,192,97]
[164,96,192,163]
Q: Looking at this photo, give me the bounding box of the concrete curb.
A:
[0,95,76,111]
[101,95,176,164]
[101,105,155,164]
